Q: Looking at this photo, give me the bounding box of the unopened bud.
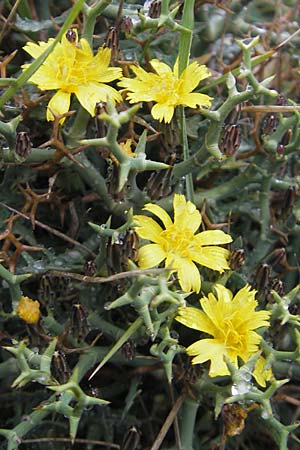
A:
[148,0,162,18]
[65,28,77,43]
[84,259,97,276]
[254,263,271,296]
[263,114,278,135]
[121,16,134,35]
[71,303,89,341]
[121,341,136,360]
[276,128,292,155]
[220,124,241,156]
[229,249,245,270]
[266,248,286,268]
[16,131,32,158]
[104,26,119,60]
[271,278,284,296]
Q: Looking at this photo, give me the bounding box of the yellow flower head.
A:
[176,284,270,377]
[17,296,40,324]
[118,59,213,123]
[133,194,232,293]
[252,356,273,387]
[23,29,122,120]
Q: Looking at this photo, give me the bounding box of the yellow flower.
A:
[17,296,40,324]
[176,284,270,377]
[252,356,273,387]
[118,59,213,123]
[23,29,122,121]
[133,194,232,293]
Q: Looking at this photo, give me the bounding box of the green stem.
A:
[177,0,195,201]
[260,175,272,240]
[179,397,199,450]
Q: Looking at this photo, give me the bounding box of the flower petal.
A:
[195,230,232,246]
[134,215,163,242]
[179,62,211,93]
[23,39,54,58]
[46,90,71,121]
[213,284,233,303]
[150,59,173,76]
[137,244,166,269]
[187,339,229,376]
[176,306,216,335]
[191,246,230,271]
[173,194,201,234]
[179,92,213,109]
[175,257,201,293]
[151,103,174,123]
[142,203,173,229]
[75,83,121,115]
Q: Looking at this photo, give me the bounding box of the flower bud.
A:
[229,248,245,270]
[104,26,119,60]
[52,350,71,384]
[71,303,89,341]
[15,131,32,158]
[262,114,278,135]
[65,29,77,44]
[121,341,136,360]
[84,259,97,276]
[219,124,241,156]
[276,128,292,155]
[147,0,162,18]
[121,16,133,35]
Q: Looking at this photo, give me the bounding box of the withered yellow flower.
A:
[134,194,232,293]
[118,59,212,123]
[23,29,122,120]
[176,284,270,377]
[17,296,40,324]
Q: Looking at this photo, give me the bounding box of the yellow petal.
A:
[195,230,232,246]
[252,356,273,387]
[173,194,201,234]
[180,63,211,93]
[151,103,174,123]
[191,246,230,271]
[232,284,256,307]
[137,243,166,269]
[23,39,54,58]
[75,83,121,116]
[200,294,221,326]
[187,339,229,376]
[79,38,93,58]
[143,203,173,229]
[213,284,233,303]
[134,215,163,242]
[150,59,173,76]
[179,92,213,109]
[176,306,216,335]
[46,90,71,121]
[176,257,201,293]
